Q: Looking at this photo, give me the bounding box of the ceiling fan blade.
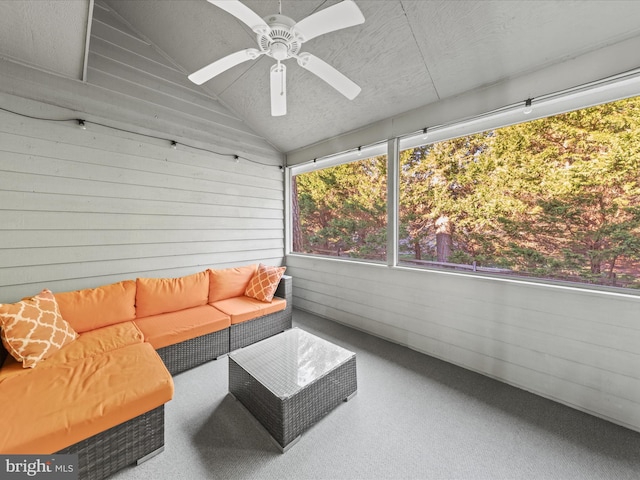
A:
[270,63,287,117]
[188,48,260,85]
[207,0,270,34]
[291,0,365,42]
[297,53,361,100]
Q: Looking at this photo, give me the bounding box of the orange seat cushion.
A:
[134,305,230,350]
[136,271,209,318]
[208,265,258,302]
[0,342,174,454]
[0,321,144,383]
[55,280,136,333]
[211,296,286,325]
[0,289,78,368]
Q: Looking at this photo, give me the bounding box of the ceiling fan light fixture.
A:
[270,42,289,61]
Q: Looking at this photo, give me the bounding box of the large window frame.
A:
[286,69,640,292]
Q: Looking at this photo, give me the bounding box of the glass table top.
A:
[229,328,355,399]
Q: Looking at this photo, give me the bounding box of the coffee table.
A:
[228,328,357,452]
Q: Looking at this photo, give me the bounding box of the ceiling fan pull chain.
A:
[279,0,282,15]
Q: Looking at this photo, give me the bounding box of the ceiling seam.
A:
[399,0,440,100]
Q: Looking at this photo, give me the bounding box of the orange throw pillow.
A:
[0,289,78,368]
[245,264,286,303]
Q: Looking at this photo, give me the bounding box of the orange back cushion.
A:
[55,281,136,333]
[208,265,258,302]
[136,271,209,318]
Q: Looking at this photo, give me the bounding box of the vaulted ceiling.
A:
[2,0,640,154]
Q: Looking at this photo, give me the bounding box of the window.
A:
[287,72,640,291]
[291,152,388,261]
[398,96,640,289]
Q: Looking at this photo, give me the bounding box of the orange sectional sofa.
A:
[0,263,291,480]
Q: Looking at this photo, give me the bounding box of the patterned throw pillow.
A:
[245,264,286,303]
[0,289,78,368]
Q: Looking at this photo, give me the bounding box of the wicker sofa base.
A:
[57,405,165,480]
[157,328,230,375]
[230,276,293,351]
[230,306,292,351]
[156,275,293,373]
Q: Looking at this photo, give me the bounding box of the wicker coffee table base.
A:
[229,355,357,452]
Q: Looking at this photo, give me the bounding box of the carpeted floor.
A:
[111,309,640,480]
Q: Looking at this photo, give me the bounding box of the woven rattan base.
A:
[229,307,292,351]
[229,351,357,451]
[229,276,292,351]
[57,405,165,480]
[157,328,229,375]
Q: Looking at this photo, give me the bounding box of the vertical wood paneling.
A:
[285,254,640,433]
[0,104,284,302]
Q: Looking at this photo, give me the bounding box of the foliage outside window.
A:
[292,154,387,260]
[399,96,640,289]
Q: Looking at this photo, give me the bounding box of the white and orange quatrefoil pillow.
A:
[0,289,78,368]
[245,264,286,303]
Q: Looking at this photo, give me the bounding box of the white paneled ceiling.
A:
[0,0,91,80]
[402,0,640,99]
[3,0,640,153]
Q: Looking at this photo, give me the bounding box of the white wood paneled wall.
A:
[0,0,285,303]
[286,255,640,433]
[0,104,284,303]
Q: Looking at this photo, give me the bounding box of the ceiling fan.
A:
[188,0,365,116]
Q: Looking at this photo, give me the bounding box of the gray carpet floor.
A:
[111,309,640,480]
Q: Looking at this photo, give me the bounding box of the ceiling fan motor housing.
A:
[258,14,301,61]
